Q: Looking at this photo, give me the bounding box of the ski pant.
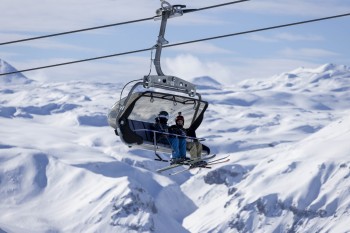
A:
[187,141,203,159]
[168,137,186,159]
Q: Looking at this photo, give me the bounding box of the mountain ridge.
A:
[0,62,350,232]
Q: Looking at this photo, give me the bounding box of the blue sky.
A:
[1,0,350,85]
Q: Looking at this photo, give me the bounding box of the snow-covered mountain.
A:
[193,76,222,90]
[0,59,33,85]
[1,62,350,233]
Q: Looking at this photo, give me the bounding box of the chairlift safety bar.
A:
[133,129,206,142]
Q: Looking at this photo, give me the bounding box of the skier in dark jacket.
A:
[168,113,187,163]
[153,111,170,145]
[154,111,188,164]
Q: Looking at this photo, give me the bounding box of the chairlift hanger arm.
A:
[153,0,186,76]
[145,1,198,97]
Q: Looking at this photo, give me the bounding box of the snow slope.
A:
[1,60,350,232]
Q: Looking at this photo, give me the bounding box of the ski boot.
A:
[190,160,208,168]
[170,157,191,165]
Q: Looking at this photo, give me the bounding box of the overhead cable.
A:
[0,0,249,46]
[1,12,349,76]
[0,47,151,75]
[192,0,249,12]
[0,17,154,46]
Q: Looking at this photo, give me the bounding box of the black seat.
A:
[128,119,171,147]
[128,120,154,142]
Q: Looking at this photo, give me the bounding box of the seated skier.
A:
[153,111,188,164]
[153,110,170,145]
[169,112,207,167]
[175,112,207,167]
[168,113,188,164]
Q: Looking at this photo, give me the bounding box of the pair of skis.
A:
[156,154,230,175]
[156,154,216,173]
[170,155,230,175]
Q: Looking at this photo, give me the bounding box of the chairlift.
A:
[108,1,210,161]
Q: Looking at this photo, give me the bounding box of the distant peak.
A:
[0,58,33,85]
[318,63,337,72]
[288,63,349,76]
[192,76,222,90]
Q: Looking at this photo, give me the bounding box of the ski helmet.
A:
[175,112,184,123]
[158,111,169,120]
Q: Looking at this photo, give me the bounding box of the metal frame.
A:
[109,1,210,161]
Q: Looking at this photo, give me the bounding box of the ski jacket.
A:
[153,119,170,144]
[169,125,187,138]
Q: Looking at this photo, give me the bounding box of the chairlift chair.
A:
[107,1,210,160]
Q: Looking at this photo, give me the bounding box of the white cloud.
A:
[248,34,278,43]
[162,54,325,85]
[0,0,156,32]
[280,48,339,58]
[7,51,340,88]
[239,0,350,17]
[20,39,104,53]
[225,57,323,83]
[276,33,323,41]
[0,0,227,33]
[167,42,233,54]
[248,33,324,43]
[163,54,232,83]
[1,0,349,35]
[13,55,151,83]
[172,13,229,26]
[0,51,19,60]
